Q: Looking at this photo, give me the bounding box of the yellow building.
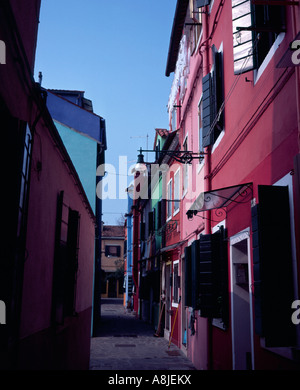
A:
[101,225,125,298]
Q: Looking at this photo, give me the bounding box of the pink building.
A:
[164,0,300,370]
[0,0,96,369]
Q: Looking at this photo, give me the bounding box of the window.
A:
[196,0,210,7]
[148,210,154,234]
[202,45,224,148]
[105,245,121,257]
[174,169,180,215]
[167,179,172,220]
[183,136,189,193]
[251,185,296,347]
[17,124,32,238]
[189,0,202,54]
[52,191,80,323]
[184,227,229,327]
[173,261,180,305]
[198,97,203,153]
[171,107,177,132]
[231,0,286,75]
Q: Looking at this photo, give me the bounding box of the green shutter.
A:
[251,185,296,347]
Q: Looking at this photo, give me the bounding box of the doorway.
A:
[164,263,171,339]
[181,255,187,350]
[230,229,254,370]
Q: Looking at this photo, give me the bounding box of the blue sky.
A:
[34,0,177,225]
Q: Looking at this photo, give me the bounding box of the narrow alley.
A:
[89,299,196,371]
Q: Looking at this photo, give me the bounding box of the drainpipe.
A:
[201,5,213,371]
[291,1,300,342]
[291,5,300,153]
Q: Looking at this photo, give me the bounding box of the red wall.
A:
[17,113,95,369]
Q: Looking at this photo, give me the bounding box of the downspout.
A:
[291,6,300,153]
[291,2,300,342]
[202,5,213,371]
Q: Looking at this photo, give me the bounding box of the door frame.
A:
[164,262,172,340]
[230,228,255,370]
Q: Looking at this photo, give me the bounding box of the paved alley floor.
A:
[89,298,196,371]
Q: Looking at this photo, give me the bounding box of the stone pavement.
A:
[89,298,196,371]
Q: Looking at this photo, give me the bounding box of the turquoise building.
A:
[45,89,106,334]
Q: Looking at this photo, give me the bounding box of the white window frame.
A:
[182,134,189,198]
[173,168,180,216]
[254,32,285,84]
[211,42,225,154]
[197,95,205,173]
[172,260,180,308]
[167,178,173,221]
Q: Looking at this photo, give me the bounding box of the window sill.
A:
[211,130,225,154]
[254,32,285,85]
[212,317,227,331]
[173,208,180,217]
[197,160,205,174]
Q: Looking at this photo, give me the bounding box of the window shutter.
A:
[251,185,296,347]
[140,220,145,240]
[52,191,66,325]
[148,211,153,234]
[157,201,162,229]
[252,1,286,67]
[160,199,166,247]
[191,240,200,309]
[211,45,224,142]
[232,0,255,75]
[202,72,213,148]
[198,228,229,324]
[117,246,121,257]
[232,0,286,74]
[196,0,210,7]
[184,245,192,307]
[65,209,80,316]
[198,234,214,316]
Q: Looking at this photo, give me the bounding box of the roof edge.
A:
[165,0,189,77]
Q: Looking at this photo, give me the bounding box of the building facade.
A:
[131,0,300,370]
[124,186,134,309]
[101,225,125,299]
[45,88,107,333]
[0,0,97,369]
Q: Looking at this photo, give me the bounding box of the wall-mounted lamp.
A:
[186,210,198,220]
[135,147,207,170]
